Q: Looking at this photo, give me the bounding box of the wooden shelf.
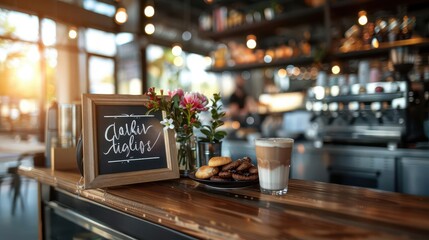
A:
[199,0,428,41]
[207,38,429,72]
[330,38,429,61]
[199,6,324,41]
[206,56,315,72]
[202,0,429,72]
[330,0,429,20]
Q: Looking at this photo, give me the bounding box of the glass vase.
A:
[197,141,222,168]
[176,133,196,177]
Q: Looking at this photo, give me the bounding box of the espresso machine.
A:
[306,50,428,148]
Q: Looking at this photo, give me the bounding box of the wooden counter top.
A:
[19,167,429,239]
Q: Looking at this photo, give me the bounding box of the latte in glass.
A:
[255,138,294,195]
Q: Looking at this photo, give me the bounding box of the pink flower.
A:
[145,87,212,137]
[180,92,208,112]
[168,88,184,99]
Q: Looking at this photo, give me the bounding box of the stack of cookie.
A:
[195,156,258,181]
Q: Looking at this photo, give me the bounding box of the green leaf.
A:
[214,131,226,140]
[200,128,211,136]
[198,92,227,142]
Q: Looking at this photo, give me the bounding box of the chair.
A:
[4,152,44,215]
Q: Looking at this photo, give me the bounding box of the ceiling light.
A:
[115,7,128,24]
[358,11,368,26]
[246,35,257,49]
[172,44,182,56]
[144,23,155,35]
[68,27,78,39]
[331,65,341,75]
[144,5,155,17]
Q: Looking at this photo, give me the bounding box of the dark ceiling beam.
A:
[138,0,216,54]
[0,0,124,33]
[148,12,198,33]
[96,0,115,5]
[151,0,208,23]
[140,34,212,56]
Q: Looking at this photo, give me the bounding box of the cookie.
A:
[237,161,252,171]
[195,165,219,179]
[221,160,242,171]
[232,173,258,181]
[208,156,232,167]
[218,171,232,179]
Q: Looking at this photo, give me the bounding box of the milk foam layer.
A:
[258,165,290,190]
[255,138,294,148]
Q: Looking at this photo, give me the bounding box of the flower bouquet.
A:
[145,87,208,176]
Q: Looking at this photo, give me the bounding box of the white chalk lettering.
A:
[103,119,160,160]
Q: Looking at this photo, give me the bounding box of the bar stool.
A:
[5,152,44,215]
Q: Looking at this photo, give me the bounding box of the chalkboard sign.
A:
[82,94,179,189]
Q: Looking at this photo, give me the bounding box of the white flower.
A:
[160,118,174,130]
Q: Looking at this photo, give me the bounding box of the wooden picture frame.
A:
[82,94,179,189]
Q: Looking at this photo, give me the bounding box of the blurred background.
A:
[1,0,429,238]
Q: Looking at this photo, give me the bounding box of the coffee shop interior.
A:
[1,0,429,239]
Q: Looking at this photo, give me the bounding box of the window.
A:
[41,18,56,46]
[0,9,41,132]
[88,56,115,94]
[117,39,141,95]
[86,28,116,56]
[83,0,116,17]
[146,44,218,96]
[85,28,117,94]
[44,47,58,103]
[0,10,39,42]
[0,7,121,134]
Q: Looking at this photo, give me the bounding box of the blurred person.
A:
[227,74,257,125]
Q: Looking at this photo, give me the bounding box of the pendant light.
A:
[144,1,155,35]
[144,1,155,18]
[68,27,78,39]
[114,1,128,24]
[145,23,155,35]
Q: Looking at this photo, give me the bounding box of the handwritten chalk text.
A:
[103,120,161,158]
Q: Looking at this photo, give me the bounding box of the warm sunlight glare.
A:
[17,64,36,83]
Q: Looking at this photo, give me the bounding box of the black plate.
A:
[188,172,258,188]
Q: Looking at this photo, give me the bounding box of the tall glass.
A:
[255,138,294,195]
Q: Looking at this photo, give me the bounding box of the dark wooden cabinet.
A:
[41,184,194,240]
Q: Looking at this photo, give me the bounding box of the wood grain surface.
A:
[19,167,429,240]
